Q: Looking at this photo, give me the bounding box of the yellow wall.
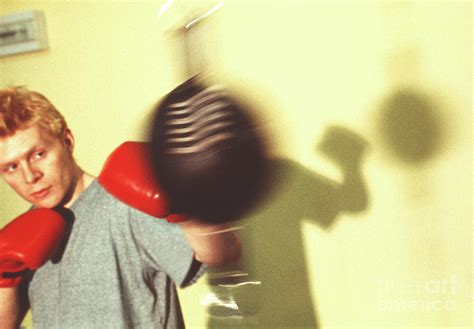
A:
[1,1,471,328]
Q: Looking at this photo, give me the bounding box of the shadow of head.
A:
[377,88,446,165]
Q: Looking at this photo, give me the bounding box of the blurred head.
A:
[0,87,80,208]
[151,78,270,223]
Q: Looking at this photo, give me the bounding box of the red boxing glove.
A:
[98,142,187,223]
[0,208,67,288]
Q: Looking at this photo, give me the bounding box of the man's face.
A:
[0,123,78,208]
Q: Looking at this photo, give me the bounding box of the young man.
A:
[0,87,241,328]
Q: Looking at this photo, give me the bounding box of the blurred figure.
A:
[0,87,241,329]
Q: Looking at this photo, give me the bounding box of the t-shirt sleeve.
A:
[128,207,206,287]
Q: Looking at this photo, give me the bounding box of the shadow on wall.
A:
[204,126,370,328]
[376,88,446,166]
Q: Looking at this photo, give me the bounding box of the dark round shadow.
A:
[377,88,445,164]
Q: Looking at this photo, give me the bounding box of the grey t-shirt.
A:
[27,179,205,328]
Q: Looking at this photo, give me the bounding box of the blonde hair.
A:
[0,87,68,138]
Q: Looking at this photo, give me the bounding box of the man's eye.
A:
[5,164,18,173]
[33,151,45,159]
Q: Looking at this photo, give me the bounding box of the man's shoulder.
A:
[72,179,130,219]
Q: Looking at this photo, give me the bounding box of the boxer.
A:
[0,87,241,329]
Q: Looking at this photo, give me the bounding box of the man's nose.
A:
[22,164,43,184]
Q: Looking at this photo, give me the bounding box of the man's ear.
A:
[63,129,75,153]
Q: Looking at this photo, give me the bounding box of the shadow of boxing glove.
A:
[98,141,187,223]
[0,208,67,288]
